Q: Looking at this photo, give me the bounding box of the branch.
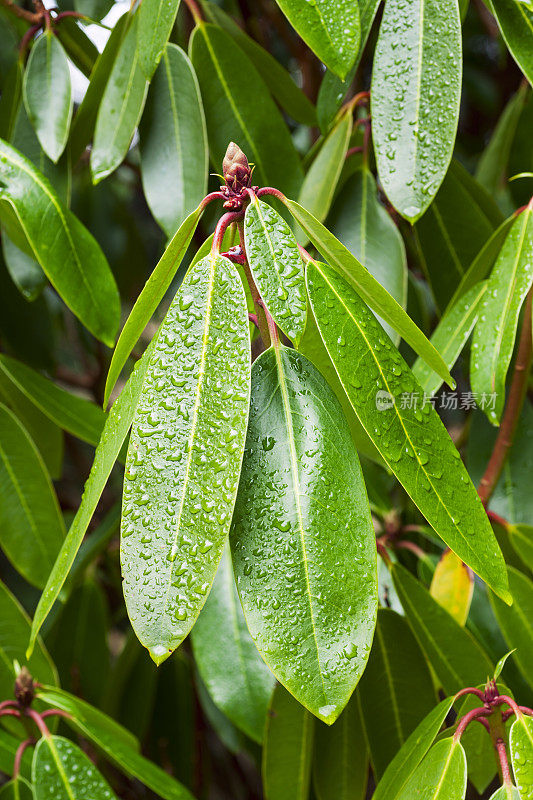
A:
[0,0,42,23]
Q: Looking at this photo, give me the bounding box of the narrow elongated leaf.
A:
[32,736,117,800]
[510,715,533,799]
[396,739,467,800]
[23,31,72,162]
[307,261,509,600]
[273,0,360,78]
[138,0,180,78]
[476,85,528,195]
[0,60,22,142]
[359,609,436,780]
[287,200,453,385]
[263,684,314,800]
[190,23,303,197]
[327,167,408,342]
[392,564,494,694]
[471,204,533,425]
[244,196,306,344]
[121,254,250,664]
[371,0,462,221]
[2,230,45,301]
[191,545,275,742]
[490,567,533,688]
[91,15,148,184]
[412,282,487,397]
[103,202,204,407]
[509,524,533,571]
[0,402,65,587]
[313,694,368,800]
[140,44,207,238]
[0,778,33,799]
[0,355,105,446]
[430,550,474,626]
[490,0,533,86]
[54,18,98,78]
[231,346,377,723]
[0,139,120,346]
[27,348,153,659]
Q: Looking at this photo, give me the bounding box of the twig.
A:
[0,0,41,23]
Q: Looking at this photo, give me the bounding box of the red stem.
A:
[256,187,286,202]
[13,738,35,779]
[40,709,73,722]
[453,707,492,741]
[211,212,243,256]
[454,687,485,702]
[496,738,513,786]
[24,708,51,738]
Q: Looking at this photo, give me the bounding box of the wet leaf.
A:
[138,0,180,79]
[490,567,533,689]
[371,0,462,221]
[231,346,377,723]
[313,693,368,800]
[510,714,533,799]
[395,738,467,800]
[121,254,250,664]
[490,0,533,86]
[430,550,474,626]
[32,736,117,800]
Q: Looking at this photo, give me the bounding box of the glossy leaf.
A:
[490,567,533,688]
[313,694,368,800]
[74,0,114,20]
[23,31,72,162]
[371,0,462,221]
[262,684,314,800]
[509,524,533,571]
[455,689,498,794]
[0,139,120,346]
[392,564,494,694]
[471,205,533,425]
[288,200,452,383]
[0,777,33,800]
[412,282,487,397]
[54,18,98,78]
[1,231,45,302]
[510,715,533,799]
[121,254,250,664]
[0,402,65,587]
[140,44,207,238]
[476,85,528,195]
[190,23,303,197]
[91,15,148,184]
[272,0,360,78]
[359,609,436,780]
[326,167,408,341]
[490,0,533,86]
[231,346,377,723]
[430,550,474,626]
[191,545,275,743]
[488,787,520,800]
[32,735,117,800]
[395,739,467,800]
[307,260,509,600]
[27,348,153,659]
[373,697,456,800]
[244,196,307,344]
[138,0,180,79]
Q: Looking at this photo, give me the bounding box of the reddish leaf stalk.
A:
[237,220,272,349]
[496,737,514,786]
[13,738,35,779]
[453,706,492,741]
[182,0,203,23]
[211,212,243,256]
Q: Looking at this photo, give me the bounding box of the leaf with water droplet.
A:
[121,254,250,665]
[371,0,462,221]
[430,550,474,627]
[307,260,509,602]
[231,346,377,723]
[394,738,467,800]
[490,567,533,690]
[244,196,306,344]
[32,735,117,800]
[137,0,181,79]
[510,714,533,799]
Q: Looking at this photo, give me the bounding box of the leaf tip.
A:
[148,644,172,666]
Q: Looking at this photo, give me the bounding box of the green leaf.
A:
[0,354,105,446]
[488,786,521,800]
[140,44,207,238]
[371,0,462,221]
[286,200,453,386]
[231,346,377,723]
[23,31,72,162]
[74,0,114,21]
[0,778,34,800]
[32,736,117,800]
[0,60,22,142]
[27,348,153,659]
[412,282,487,397]
[0,402,65,587]
[263,684,314,800]
[471,205,533,425]
[121,253,250,664]
[490,0,533,86]
[359,608,436,780]
[414,160,503,311]
[494,649,517,680]
[490,567,533,689]
[244,196,306,344]
[313,693,368,800]
[189,23,303,197]
[326,166,408,342]
[509,524,533,571]
[307,260,509,600]
[455,689,497,794]
[54,18,98,78]
[191,544,275,743]
[138,0,180,79]
[200,0,316,126]
[395,739,467,800]
[476,85,529,195]
[104,202,204,407]
[272,0,360,78]
[391,564,494,694]
[1,230,46,301]
[0,138,120,346]
[91,15,149,184]
[510,715,533,799]
[296,110,352,237]
[37,687,195,800]
[373,697,456,800]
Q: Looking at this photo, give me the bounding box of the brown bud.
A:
[222,142,251,192]
[14,667,35,708]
